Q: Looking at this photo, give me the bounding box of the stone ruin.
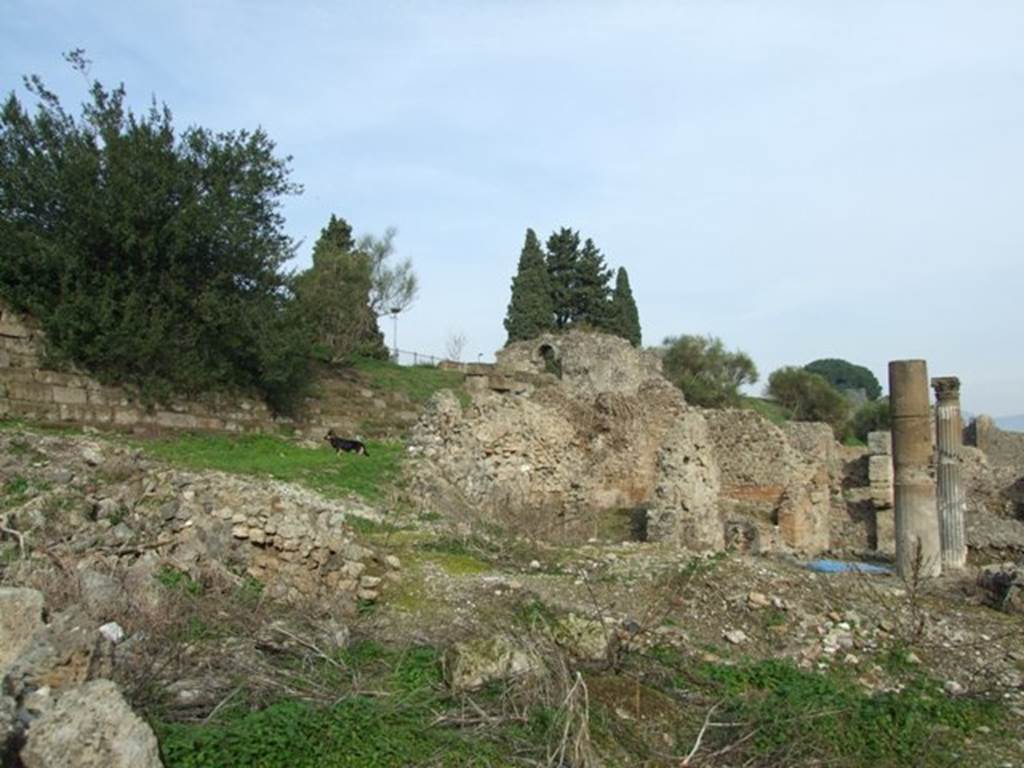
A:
[409,332,837,554]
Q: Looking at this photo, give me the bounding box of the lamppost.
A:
[390,307,401,362]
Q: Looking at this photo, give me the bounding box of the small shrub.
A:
[852,397,890,441]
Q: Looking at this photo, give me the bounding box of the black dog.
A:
[324,429,369,456]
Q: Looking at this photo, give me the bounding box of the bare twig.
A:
[202,685,243,724]
[681,701,721,765]
[0,515,26,558]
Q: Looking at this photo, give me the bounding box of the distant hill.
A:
[995,414,1024,432]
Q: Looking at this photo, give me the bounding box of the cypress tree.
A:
[504,228,554,343]
[572,238,614,330]
[545,227,580,329]
[609,267,642,346]
[312,214,355,264]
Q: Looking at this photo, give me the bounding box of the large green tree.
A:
[294,215,387,361]
[0,55,309,412]
[504,228,554,343]
[804,358,882,401]
[661,334,758,408]
[571,238,613,329]
[545,227,580,329]
[609,267,641,346]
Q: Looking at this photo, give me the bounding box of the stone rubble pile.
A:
[0,432,399,610]
[0,587,163,767]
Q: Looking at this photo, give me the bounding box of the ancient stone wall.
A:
[0,301,416,437]
[412,332,835,555]
[494,332,663,397]
[411,333,723,548]
[0,303,281,433]
[703,410,833,553]
[966,415,1024,470]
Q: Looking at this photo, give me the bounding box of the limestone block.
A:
[0,321,29,338]
[155,410,201,430]
[550,613,614,661]
[112,409,144,426]
[20,680,161,768]
[445,635,544,692]
[7,382,54,402]
[0,587,46,675]
[867,431,892,455]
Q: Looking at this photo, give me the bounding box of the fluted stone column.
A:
[932,376,967,569]
[889,360,941,579]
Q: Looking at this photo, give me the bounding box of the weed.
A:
[679,657,1004,767]
[3,476,29,497]
[343,515,401,536]
[156,641,511,767]
[236,576,264,603]
[156,566,203,596]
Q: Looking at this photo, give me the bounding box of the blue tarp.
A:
[806,558,892,575]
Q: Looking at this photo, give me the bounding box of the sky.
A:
[3,1,1022,417]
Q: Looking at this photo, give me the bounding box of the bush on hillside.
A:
[0,53,310,413]
[661,334,758,408]
[851,397,890,441]
[767,366,850,437]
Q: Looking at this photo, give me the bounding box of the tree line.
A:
[659,334,887,440]
[0,54,412,414]
[503,228,641,347]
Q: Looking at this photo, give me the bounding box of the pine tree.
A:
[609,267,642,346]
[545,227,580,329]
[571,238,614,329]
[504,229,554,343]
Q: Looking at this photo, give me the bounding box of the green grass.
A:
[638,652,1011,768]
[136,433,403,502]
[155,642,515,768]
[155,566,204,596]
[740,396,792,425]
[1,475,33,510]
[352,357,467,405]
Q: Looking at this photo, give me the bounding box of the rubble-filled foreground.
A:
[1,426,1022,766]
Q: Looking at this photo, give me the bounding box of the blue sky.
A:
[3,1,1022,416]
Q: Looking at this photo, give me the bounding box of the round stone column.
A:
[932,376,967,569]
[888,360,941,579]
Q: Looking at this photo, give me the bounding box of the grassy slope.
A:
[739,395,792,425]
[138,433,403,502]
[352,357,466,404]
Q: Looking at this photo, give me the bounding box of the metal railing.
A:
[390,348,444,366]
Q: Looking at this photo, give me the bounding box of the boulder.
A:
[445,635,543,692]
[0,695,17,763]
[977,562,1023,613]
[0,587,46,675]
[20,680,162,768]
[550,613,615,662]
